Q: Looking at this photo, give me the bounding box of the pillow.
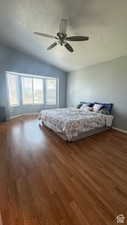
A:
[95,102,113,114]
[80,104,89,109]
[76,103,83,109]
[99,108,110,115]
[80,102,94,107]
[93,104,103,112]
[80,104,92,112]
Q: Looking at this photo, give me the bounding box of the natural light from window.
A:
[46,79,56,105]
[22,77,44,104]
[7,72,58,107]
[7,74,19,106]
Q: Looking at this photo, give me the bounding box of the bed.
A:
[39,106,113,142]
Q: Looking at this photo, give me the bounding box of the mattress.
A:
[39,108,113,141]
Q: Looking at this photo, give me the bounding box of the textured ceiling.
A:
[0,0,127,71]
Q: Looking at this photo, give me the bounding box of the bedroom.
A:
[0,0,127,224]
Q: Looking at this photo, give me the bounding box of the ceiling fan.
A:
[34,19,89,53]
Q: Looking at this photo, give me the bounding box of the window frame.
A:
[33,77,44,105]
[21,76,34,105]
[6,73,20,107]
[6,71,59,108]
[21,76,44,105]
[45,78,57,105]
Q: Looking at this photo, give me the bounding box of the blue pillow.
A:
[80,101,95,107]
[94,102,113,114]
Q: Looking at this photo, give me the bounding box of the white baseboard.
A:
[9,114,23,120]
[112,127,127,134]
[9,113,39,120]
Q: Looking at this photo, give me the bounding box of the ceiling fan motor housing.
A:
[57,32,67,45]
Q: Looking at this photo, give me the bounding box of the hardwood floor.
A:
[0,116,127,225]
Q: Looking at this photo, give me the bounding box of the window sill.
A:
[9,104,58,112]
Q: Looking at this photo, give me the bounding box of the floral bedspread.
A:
[39,108,113,141]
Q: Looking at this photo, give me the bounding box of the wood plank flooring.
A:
[0,115,127,225]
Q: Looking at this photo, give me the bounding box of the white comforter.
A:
[39,108,113,141]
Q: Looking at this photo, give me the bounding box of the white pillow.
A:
[80,104,89,109]
[80,104,91,112]
[93,104,102,112]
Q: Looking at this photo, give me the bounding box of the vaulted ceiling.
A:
[0,0,127,71]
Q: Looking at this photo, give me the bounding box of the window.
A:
[7,72,58,107]
[22,77,33,104]
[46,79,56,105]
[7,74,19,106]
[33,78,44,104]
[22,77,44,104]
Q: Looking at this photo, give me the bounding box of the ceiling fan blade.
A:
[34,32,57,39]
[59,19,67,34]
[66,36,89,41]
[64,42,74,53]
[47,42,57,50]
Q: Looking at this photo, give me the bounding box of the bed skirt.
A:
[39,120,110,142]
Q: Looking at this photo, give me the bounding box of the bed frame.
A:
[39,120,110,142]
